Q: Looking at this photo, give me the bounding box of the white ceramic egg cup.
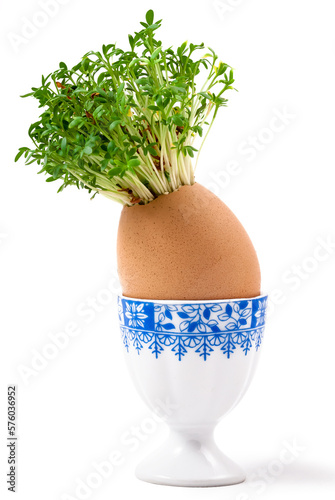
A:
[118,294,267,487]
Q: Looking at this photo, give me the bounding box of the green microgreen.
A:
[16,10,236,205]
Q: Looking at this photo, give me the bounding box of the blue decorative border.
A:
[118,296,267,361]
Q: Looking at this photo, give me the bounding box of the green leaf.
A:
[109,120,121,131]
[53,165,62,178]
[14,147,29,162]
[146,146,158,156]
[192,125,203,137]
[107,166,123,178]
[69,117,84,128]
[128,35,135,51]
[127,159,141,167]
[83,146,92,155]
[117,82,125,95]
[145,10,154,25]
[150,47,161,61]
[147,23,160,30]
[101,159,109,171]
[171,86,186,95]
[172,115,184,127]
[177,41,187,57]
[95,86,107,97]
[107,141,116,153]
[148,105,160,111]
[97,72,106,86]
[93,104,105,117]
[199,92,212,100]
[61,137,67,152]
[182,145,198,158]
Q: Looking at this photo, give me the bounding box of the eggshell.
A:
[117,183,261,300]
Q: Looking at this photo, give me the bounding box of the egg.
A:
[117,183,260,300]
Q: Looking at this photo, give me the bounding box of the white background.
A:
[1,0,335,498]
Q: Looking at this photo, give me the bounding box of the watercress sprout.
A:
[16,10,235,205]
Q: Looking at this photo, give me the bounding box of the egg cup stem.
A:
[135,425,245,487]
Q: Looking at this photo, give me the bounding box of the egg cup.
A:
[118,294,268,487]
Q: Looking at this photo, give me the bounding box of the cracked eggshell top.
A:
[117,183,261,300]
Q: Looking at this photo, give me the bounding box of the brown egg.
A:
[117,183,260,300]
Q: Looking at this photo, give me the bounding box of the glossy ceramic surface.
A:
[118,294,267,487]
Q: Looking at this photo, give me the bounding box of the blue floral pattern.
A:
[124,301,148,328]
[118,296,267,361]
